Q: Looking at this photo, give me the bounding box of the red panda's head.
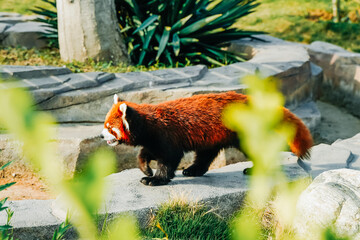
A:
[101,94,130,146]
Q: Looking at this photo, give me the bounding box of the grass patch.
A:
[142,199,231,240]
[0,0,48,15]
[234,0,360,53]
[0,48,170,73]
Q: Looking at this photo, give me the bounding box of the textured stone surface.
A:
[228,35,317,109]
[292,101,321,131]
[294,169,360,240]
[0,159,307,240]
[0,200,76,240]
[313,101,360,144]
[307,41,360,117]
[0,65,72,79]
[2,22,53,49]
[297,143,354,178]
[53,159,307,225]
[332,133,360,170]
[0,34,321,124]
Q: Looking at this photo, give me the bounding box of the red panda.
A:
[101,91,313,186]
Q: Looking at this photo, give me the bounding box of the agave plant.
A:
[116,0,262,67]
[31,0,58,48]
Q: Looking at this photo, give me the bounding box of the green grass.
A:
[0,48,170,73]
[234,0,360,53]
[1,0,359,70]
[142,199,231,240]
[0,0,48,15]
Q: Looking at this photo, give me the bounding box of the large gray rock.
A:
[294,169,360,239]
[2,22,53,49]
[307,41,360,117]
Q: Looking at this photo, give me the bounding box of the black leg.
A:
[138,148,154,177]
[140,151,183,186]
[183,148,221,177]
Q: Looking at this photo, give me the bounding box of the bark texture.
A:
[57,0,129,64]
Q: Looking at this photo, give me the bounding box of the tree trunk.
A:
[332,0,341,22]
[57,0,130,64]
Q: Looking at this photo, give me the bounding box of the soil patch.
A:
[0,172,53,200]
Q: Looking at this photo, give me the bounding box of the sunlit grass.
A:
[0,48,169,73]
[142,198,230,240]
[235,0,360,52]
[0,0,48,15]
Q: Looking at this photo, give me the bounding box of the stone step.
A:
[1,160,308,240]
[297,143,357,178]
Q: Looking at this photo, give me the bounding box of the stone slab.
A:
[2,21,53,49]
[294,169,360,240]
[33,65,207,111]
[0,159,307,239]
[0,12,22,18]
[332,133,360,170]
[0,65,72,79]
[0,15,43,25]
[52,159,308,226]
[307,41,360,117]
[0,200,76,240]
[292,101,321,131]
[227,35,314,109]
[298,143,354,178]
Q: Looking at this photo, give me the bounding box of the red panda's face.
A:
[101,94,130,146]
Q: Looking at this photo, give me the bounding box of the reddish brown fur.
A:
[103,91,313,186]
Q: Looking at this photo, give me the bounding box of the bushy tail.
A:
[283,108,313,160]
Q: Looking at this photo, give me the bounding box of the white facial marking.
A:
[106,123,109,127]
[114,94,119,104]
[112,127,121,139]
[101,128,119,146]
[119,103,130,131]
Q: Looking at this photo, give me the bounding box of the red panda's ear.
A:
[119,103,130,131]
[114,94,120,104]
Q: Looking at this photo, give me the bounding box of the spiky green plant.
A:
[0,161,16,240]
[116,0,262,67]
[31,0,58,48]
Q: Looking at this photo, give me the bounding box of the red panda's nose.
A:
[100,134,104,139]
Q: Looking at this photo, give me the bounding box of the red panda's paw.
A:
[182,165,208,177]
[140,166,153,177]
[140,176,170,186]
